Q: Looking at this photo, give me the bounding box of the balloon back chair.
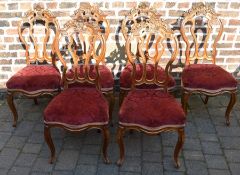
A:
[69,4,115,123]
[117,14,186,168]
[180,3,238,125]
[44,20,110,163]
[119,3,177,106]
[6,4,64,127]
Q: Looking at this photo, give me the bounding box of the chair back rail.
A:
[180,3,223,65]
[18,3,60,65]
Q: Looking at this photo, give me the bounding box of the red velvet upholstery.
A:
[120,64,176,90]
[182,64,237,91]
[66,65,114,91]
[44,88,109,126]
[119,89,185,129]
[6,65,61,92]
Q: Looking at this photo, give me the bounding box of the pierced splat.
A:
[55,19,106,90]
[18,3,60,64]
[180,3,223,65]
[125,16,178,90]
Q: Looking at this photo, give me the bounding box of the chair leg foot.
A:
[225,92,237,126]
[44,125,55,164]
[33,98,38,105]
[102,126,110,164]
[174,128,185,168]
[117,127,125,166]
[7,93,18,127]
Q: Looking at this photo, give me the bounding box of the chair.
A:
[6,4,64,127]
[44,19,110,163]
[180,3,238,125]
[117,13,186,168]
[70,4,115,123]
[119,3,176,106]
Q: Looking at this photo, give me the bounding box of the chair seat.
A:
[119,89,185,130]
[66,65,114,92]
[44,88,109,127]
[182,64,237,92]
[120,64,176,90]
[6,65,61,92]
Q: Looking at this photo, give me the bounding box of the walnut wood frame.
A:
[180,3,237,126]
[72,4,114,124]
[7,4,64,127]
[117,7,185,168]
[119,2,176,106]
[44,19,110,164]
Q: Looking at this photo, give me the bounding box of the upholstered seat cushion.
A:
[120,64,176,90]
[66,65,114,91]
[44,88,109,127]
[182,64,237,91]
[6,65,61,92]
[119,89,185,130]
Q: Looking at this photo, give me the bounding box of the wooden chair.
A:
[119,3,176,106]
[70,4,115,123]
[117,13,186,168]
[180,3,238,125]
[6,4,64,127]
[44,19,110,164]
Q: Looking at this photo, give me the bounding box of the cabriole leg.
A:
[225,92,237,126]
[174,128,185,168]
[7,93,18,127]
[117,127,125,166]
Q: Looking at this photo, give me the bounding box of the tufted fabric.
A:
[44,88,109,127]
[119,89,185,129]
[66,65,114,91]
[182,64,237,91]
[6,65,61,92]
[120,64,176,90]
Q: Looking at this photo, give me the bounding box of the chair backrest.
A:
[18,3,60,65]
[54,19,106,90]
[180,3,223,65]
[73,3,110,41]
[125,10,178,91]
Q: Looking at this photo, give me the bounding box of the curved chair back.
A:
[55,19,106,90]
[18,3,60,65]
[125,13,178,91]
[180,3,223,65]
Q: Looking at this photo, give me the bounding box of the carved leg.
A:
[174,128,185,168]
[117,127,125,166]
[119,90,127,107]
[225,92,237,126]
[44,125,55,164]
[109,92,115,126]
[7,93,18,127]
[102,126,110,164]
[182,91,191,114]
[33,98,38,105]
